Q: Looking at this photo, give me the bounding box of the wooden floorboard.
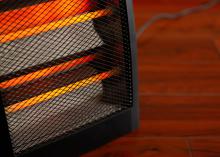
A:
[82,1,220,156]
[139,63,220,94]
[190,139,220,157]
[138,36,220,63]
[83,138,190,157]
[140,95,220,106]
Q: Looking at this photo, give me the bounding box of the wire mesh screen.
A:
[0,0,133,156]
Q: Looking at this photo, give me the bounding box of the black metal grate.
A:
[0,0,133,156]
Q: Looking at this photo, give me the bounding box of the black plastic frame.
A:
[0,0,139,156]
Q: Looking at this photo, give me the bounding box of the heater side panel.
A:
[0,93,14,157]
[126,0,139,130]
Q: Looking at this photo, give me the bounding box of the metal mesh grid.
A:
[0,20,103,76]
[0,0,133,156]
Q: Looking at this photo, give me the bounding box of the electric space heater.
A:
[0,0,138,156]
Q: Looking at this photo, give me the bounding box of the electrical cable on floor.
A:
[137,0,220,38]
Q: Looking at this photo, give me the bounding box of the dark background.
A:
[83,0,220,156]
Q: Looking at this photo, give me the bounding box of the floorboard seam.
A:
[186,138,193,157]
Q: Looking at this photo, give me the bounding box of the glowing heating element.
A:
[0,9,111,43]
[0,11,107,76]
[6,70,115,113]
[0,55,95,89]
[0,0,91,35]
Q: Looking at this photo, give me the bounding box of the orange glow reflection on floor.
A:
[0,0,90,35]
[0,55,95,89]
[0,9,111,43]
[5,70,114,113]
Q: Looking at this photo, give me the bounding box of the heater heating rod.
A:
[0,9,111,43]
[0,55,95,89]
[5,70,115,113]
[0,0,90,34]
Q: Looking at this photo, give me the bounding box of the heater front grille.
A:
[0,0,133,156]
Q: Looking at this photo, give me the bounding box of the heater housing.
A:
[0,0,138,157]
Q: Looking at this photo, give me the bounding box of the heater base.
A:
[20,108,138,157]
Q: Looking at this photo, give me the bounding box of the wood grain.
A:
[139,63,220,94]
[138,36,220,63]
[83,138,189,157]
[190,139,220,157]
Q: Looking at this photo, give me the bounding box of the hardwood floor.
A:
[83,1,220,156]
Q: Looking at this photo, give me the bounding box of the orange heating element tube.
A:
[0,55,95,89]
[0,9,111,43]
[0,0,91,34]
[5,71,115,113]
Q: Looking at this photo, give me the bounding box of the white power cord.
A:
[137,0,220,38]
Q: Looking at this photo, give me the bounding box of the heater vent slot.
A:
[0,0,133,156]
